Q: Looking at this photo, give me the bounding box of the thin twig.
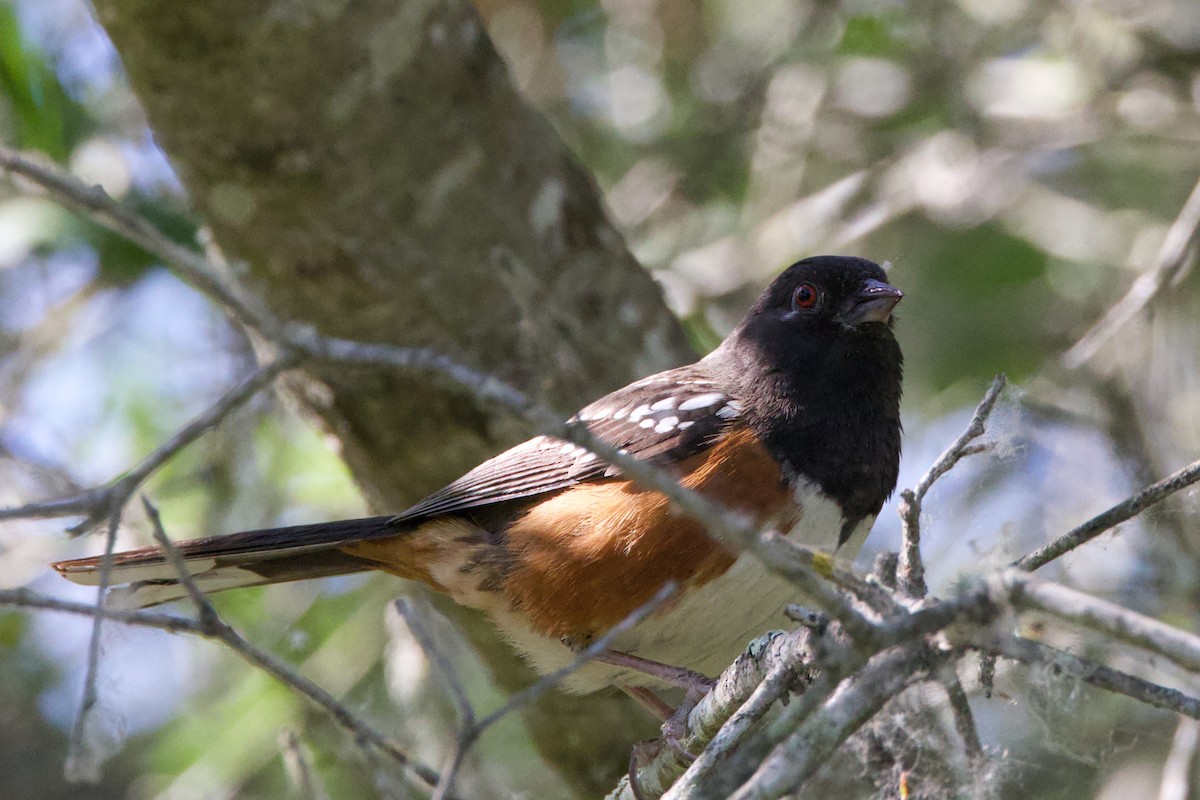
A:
[394,599,475,727]
[939,664,984,768]
[0,585,453,790]
[141,497,218,625]
[393,598,477,800]
[280,729,327,800]
[1016,456,1200,571]
[63,502,122,783]
[897,375,1007,598]
[0,357,295,533]
[140,497,452,796]
[0,147,273,334]
[402,582,680,800]
[1063,174,1200,369]
[475,582,680,734]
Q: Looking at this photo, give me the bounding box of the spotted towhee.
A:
[53,255,903,704]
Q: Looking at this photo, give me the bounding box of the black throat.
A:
[711,320,903,535]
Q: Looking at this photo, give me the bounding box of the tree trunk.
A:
[88,0,693,792]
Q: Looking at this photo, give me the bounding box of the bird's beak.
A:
[840,278,903,326]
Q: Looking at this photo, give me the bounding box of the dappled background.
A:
[1,0,1199,797]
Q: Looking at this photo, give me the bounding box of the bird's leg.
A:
[619,684,675,720]
[602,650,713,757]
[595,649,716,693]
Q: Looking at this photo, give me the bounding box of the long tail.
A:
[51,516,398,609]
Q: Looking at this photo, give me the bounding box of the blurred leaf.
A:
[838,13,905,58]
[0,6,89,160]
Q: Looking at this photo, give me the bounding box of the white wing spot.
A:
[678,392,725,411]
[559,442,579,454]
[716,404,741,419]
[629,404,653,422]
[677,420,695,430]
[654,416,678,434]
[639,418,656,429]
[614,405,632,419]
[650,397,677,411]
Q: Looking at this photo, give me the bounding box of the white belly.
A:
[489,481,871,694]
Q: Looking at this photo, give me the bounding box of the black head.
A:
[709,255,904,529]
[738,255,902,343]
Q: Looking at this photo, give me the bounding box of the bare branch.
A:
[897,374,1007,598]
[0,357,296,534]
[138,498,453,796]
[141,497,218,624]
[0,583,452,790]
[1063,174,1200,369]
[393,598,477,800]
[0,587,203,633]
[63,503,121,783]
[939,664,984,768]
[401,582,680,800]
[1016,456,1200,571]
[208,627,453,795]
[475,581,679,734]
[611,629,815,800]
[647,665,795,800]
[394,599,475,728]
[982,635,1200,719]
[1003,570,1200,675]
[727,645,936,800]
[0,147,274,334]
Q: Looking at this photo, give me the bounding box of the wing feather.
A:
[393,364,740,524]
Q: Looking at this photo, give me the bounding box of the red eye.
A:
[792,282,819,310]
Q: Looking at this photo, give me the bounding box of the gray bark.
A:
[88,0,693,792]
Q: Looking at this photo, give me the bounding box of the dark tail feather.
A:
[51,516,398,609]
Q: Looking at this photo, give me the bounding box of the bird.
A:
[52,255,903,713]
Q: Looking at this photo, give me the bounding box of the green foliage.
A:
[0,6,87,160]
